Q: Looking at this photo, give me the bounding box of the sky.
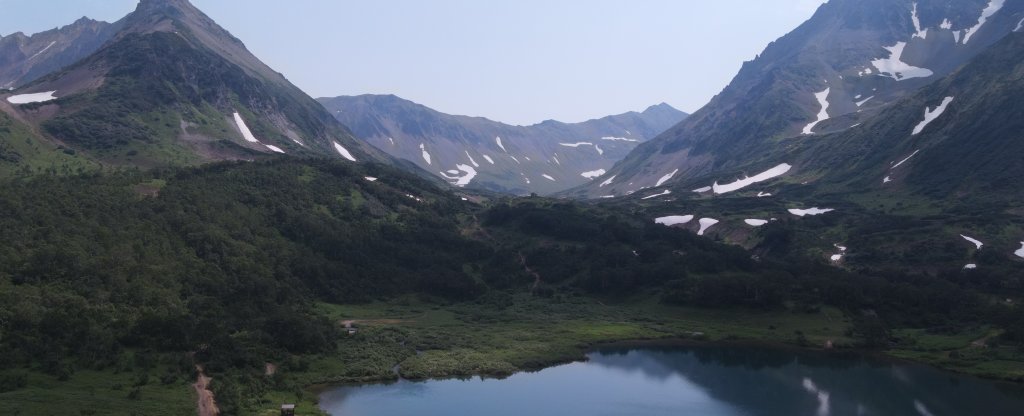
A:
[0,0,826,125]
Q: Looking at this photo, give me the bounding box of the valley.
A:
[1,0,1024,415]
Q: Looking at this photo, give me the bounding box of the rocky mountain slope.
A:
[320,94,686,194]
[568,0,1024,198]
[0,0,388,171]
[0,17,121,90]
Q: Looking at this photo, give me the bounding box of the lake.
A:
[318,346,1024,415]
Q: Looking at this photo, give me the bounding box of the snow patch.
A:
[7,90,58,104]
[264,145,285,154]
[641,190,671,200]
[962,0,1005,44]
[495,136,507,152]
[802,378,831,416]
[1016,242,1024,259]
[693,186,712,193]
[559,142,593,148]
[232,112,260,143]
[601,136,639,142]
[595,144,604,156]
[912,96,954,135]
[883,176,892,184]
[510,155,520,164]
[599,175,616,187]
[789,207,835,217]
[1017,17,1024,32]
[581,169,606,179]
[482,154,495,164]
[27,41,57,61]
[542,174,556,181]
[713,164,792,194]
[655,215,694,226]
[332,141,357,162]
[871,42,933,81]
[964,264,977,270]
[855,96,874,107]
[465,151,480,168]
[656,169,679,187]
[911,3,928,39]
[439,164,478,187]
[891,150,920,169]
[697,218,719,236]
[364,177,378,182]
[941,19,953,30]
[552,155,560,165]
[419,143,432,165]
[802,88,831,135]
[745,219,768,226]
[831,254,844,262]
[961,234,984,250]
[388,137,395,146]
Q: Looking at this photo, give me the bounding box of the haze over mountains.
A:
[320,94,686,194]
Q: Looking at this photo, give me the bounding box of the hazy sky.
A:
[1,0,825,125]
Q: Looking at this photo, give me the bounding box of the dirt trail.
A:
[193,365,219,416]
[519,252,542,291]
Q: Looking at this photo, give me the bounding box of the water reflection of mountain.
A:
[587,347,1024,416]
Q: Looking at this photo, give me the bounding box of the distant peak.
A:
[135,0,195,15]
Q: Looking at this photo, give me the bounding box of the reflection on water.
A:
[319,346,1024,416]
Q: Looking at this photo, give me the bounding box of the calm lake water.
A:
[318,346,1024,416]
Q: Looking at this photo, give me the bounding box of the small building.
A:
[281,404,296,416]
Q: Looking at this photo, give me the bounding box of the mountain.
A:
[0,17,121,90]
[319,94,686,194]
[567,0,1024,198]
[0,0,387,170]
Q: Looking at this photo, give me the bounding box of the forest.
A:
[0,158,1022,413]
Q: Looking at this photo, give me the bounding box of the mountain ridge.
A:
[319,94,687,194]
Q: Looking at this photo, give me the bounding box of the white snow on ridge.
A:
[789,207,835,217]
[482,154,495,164]
[641,190,671,200]
[1015,242,1024,259]
[694,186,713,193]
[912,96,954,135]
[552,155,560,165]
[883,176,892,184]
[964,264,977,270]
[891,150,920,169]
[419,143,432,165]
[364,177,378,182]
[496,137,507,152]
[27,41,57,61]
[439,164,478,187]
[655,215,694,226]
[510,156,520,164]
[697,218,719,236]
[559,142,593,148]
[941,19,953,30]
[745,219,768,226]
[855,96,874,107]
[332,141,357,162]
[265,145,285,154]
[656,169,679,187]
[713,164,792,194]
[871,42,934,81]
[757,191,772,197]
[465,151,480,168]
[232,112,260,143]
[581,169,606,179]
[601,136,639,142]
[7,90,58,104]
[962,0,1005,44]
[802,88,831,135]
[595,145,604,156]
[1017,17,1024,32]
[542,174,556,181]
[961,234,984,250]
[600,175,616,187]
